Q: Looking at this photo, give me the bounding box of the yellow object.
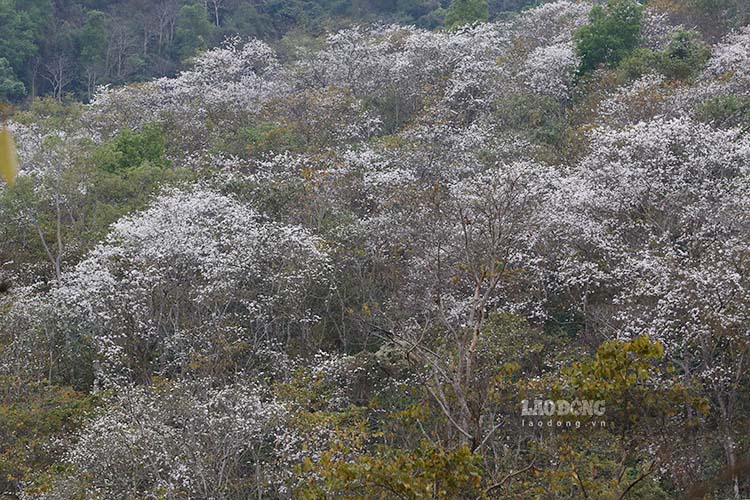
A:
[0,126,19,187]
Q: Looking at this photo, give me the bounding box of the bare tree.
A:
[42,55,74,101]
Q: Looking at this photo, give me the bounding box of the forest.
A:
[0,0,544,102]
[1,0,750,498]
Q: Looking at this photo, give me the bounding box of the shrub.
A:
[575,0,643,74]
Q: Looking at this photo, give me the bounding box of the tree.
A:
[173,3,214,61]
[96,122,169,173]
[0,0,52,97]
[521,42,579,100]
[77,11,108,100]
[7,187,332,386]
[544,117,750,497]
[0,57,26,101]
[54,380,289,499]
[300,443,483,499]
[574,0,643,74]
[445,0,489,30]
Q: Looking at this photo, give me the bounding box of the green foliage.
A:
[415,7,446,29]
[527,435,673,499]
[619,29,710,82]
[493,93,569,161]
[616,47,658,80]
[174,4,215,61]
[569,335,665,393]
[659,29,711,80]
[240,121,300,157]
[480,312,580,380]
[567,335,708,427]
[0,0,51,70]
[445,0,489,30]
[696,94,750,129]
[95,123,169,173]
[77,11,108,69]
[0,106,190,279]
[299,442,484,499]
[0,379,96,497]
[574,0,643,74]
[223,4,276,39]
[0,57,26,101]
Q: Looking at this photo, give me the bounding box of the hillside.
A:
[0,0,550,102]
[1,0,750,498]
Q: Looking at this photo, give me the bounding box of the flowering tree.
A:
[545,117,750,495]
[4,187,332,386]
[45,380,289,499]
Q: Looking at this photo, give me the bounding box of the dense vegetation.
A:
[4,0,746,103]
[1,0,750,498]
[0,0,540,102]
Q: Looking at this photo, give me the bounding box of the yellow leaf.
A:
[0,127,19,187]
